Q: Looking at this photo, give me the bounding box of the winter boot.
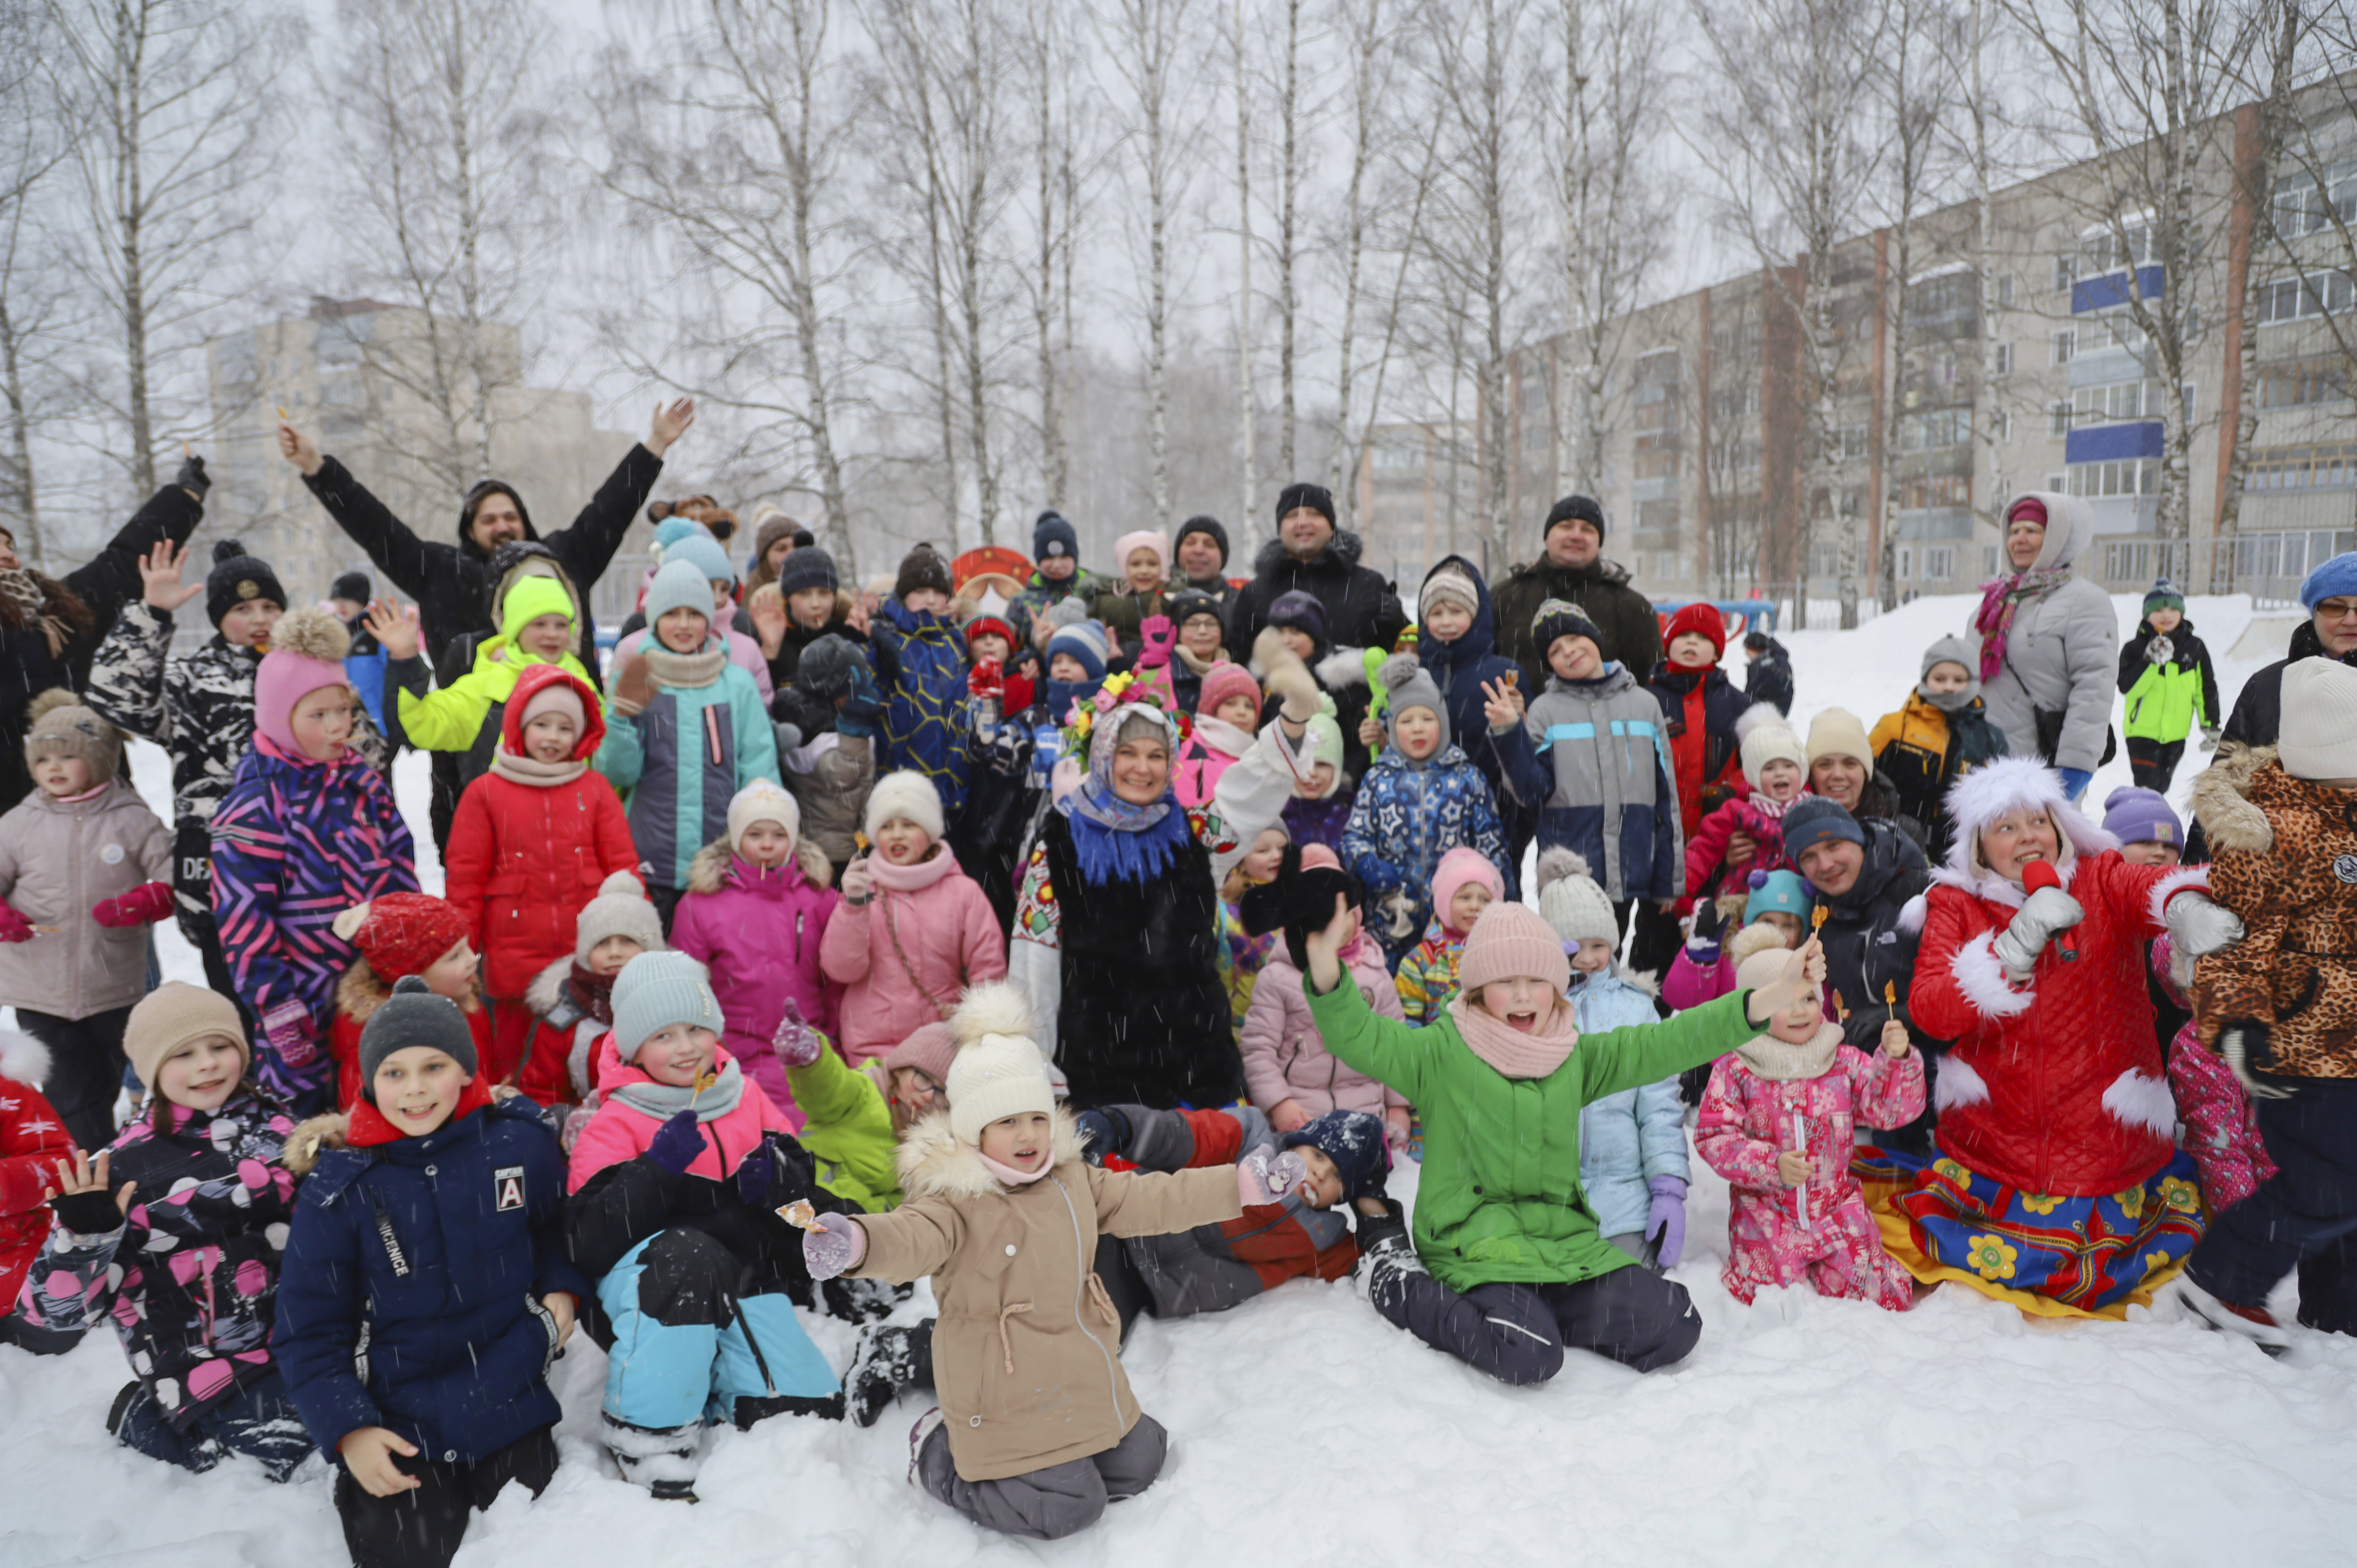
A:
[105,1380,142,1438]
[2160,1275,2295,1357]
[603,1412,704,1493]
[907,1407,945,1485]
[848,1321,935,1428]
[651,1480,699,1503]
[1354,1202,1423,1315]
[819,1274,909,1324]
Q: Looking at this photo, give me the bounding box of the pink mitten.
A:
[94,881,175,928]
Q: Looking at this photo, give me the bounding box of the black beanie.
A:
[330,570,371,604]
[1175,514,1230,570]
[205,540,288,628]
[1274,483,1336,529]
[1033,510,1079,564]
[1545,495,1607,543]
[894,543,954,602]
[776,546,840,599]
[357,976,480,1098]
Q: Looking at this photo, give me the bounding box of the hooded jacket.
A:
[300,446,661,667]
[1228,529,1408,662]
[2118,615,2219,744]
[1415,554,1529,807]
[1339,743,1514,965]
[1495,664,1683,902]
[388,620,601,789]
[1908,761,2209,1195]
[327,964,497,1112]
[2222,617,2357,748]
[0,774,172,1019]
[567,1036,801,1192]
[444,664,639,1004]
[846,1106,1243,1482]
[1645,661,1757,842]
[818,846,1003,1063]
[1744,636,1795,715]
[1491,553,1663,697]
[0,1037,70,1315]
[1972,492,2120,774]
[870,598,973,815]
[595,646,780,891]
[673,841,842,1102]
[275,1095,590,1464]
[1870,690,2009,865]
[782,1046,903,1211]
[1814,819,1934,1054]
[1568,966,1689,1239]
[1239,947,1409,1119]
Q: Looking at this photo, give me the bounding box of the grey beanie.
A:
[1377,653,1450,753]
[643,559,716,630]
[358,977,480,1097]
[611,951,726,1061]
[1918,634,1984,711]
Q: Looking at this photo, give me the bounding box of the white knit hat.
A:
[1535,847,1618,945]
[945,984,1057,1145]
[575,870,666,965]
[865,770,947,843]
[1805,707,1874,776]
[2279,657,2357,781]
[1738,712,1807,788]
[727,780,800,854]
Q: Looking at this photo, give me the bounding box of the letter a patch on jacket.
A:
[494,1165,526,1212]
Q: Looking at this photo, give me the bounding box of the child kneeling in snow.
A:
[1696,945,1924,1310]
[801,983,1304,1540]
[275,979,589,1568]
[13,984,309,1479]
[1303,876,1819,1384]
[565,952,844,1499]
[1538,849,1691,1269]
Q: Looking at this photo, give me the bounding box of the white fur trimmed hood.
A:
[1934,755,2119,905]
[895,1103,1088,1200]
[0,1030,50,1087]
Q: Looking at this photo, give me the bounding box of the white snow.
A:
[10,598,2357,1566]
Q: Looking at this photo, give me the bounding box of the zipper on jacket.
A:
[365,1190,411,1277]
[1052,1175,1126,1430]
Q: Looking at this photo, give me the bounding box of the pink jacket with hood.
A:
[817,845,1006,1063]
[1239,942,1409,1118]
[671,838,842,1114]
[567,1035,797,1190]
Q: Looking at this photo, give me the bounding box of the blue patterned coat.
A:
[1340,744,1511,969]
[871,599,972,817]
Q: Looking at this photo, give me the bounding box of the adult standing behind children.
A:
[2220,553,2357,747]
[1173,515,1239,619]
[1226,483,1407,657]
[1971,492,2118,803]
[1492,495,1662,698]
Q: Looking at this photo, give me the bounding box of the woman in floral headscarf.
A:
[1008,632,1320,1109]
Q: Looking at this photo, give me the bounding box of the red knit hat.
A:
[1662,602,1727,662]
[341,893,470,980]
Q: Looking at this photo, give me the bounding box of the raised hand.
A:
[1479,678,1523,732]
[1745,935,1826,1025]
[648,397,697,456]
[1301,890,1356,996]
[363,598,420,662]
[747,583,788,657]
[49,1148,137,1234]
[802,1210,866,1280]
[276,421,322,477]
[139,541,205,613]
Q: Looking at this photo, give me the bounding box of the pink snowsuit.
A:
[816,844,1005,1064]
[2148,936,2275,1210]
[1173,715,1251,811]
[1662,944,1739,1012]
[1683,791,1803,905]
[1239,944,1409,1119]
[670,843,842,1118]
[1696,1024,1926,1310]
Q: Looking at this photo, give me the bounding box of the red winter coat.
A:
[0,1035,70,1310]
[1910,850,2206,1196]
[444,663,640,1004]
[1645,663,1752,842]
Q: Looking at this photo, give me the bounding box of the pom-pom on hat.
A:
[610,951,725,1062]
[1377,652,1449,752]
[125,982,247,1092]
[727,780,800,855]
[1282,1109,1391,1203]
[865,769,947,843]
[946,983,1056,1145]
[206,539,287,628]
[333,893,469,983]
[24,690,122,780]
[253,607,353,755]
[1535,847,1617,947]
[357,977,479,1096]
[1457,899,1572,999]
[575,870,665,965]
[1432,847,1504,928]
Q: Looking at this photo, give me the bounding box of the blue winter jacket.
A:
[1569,968,1690,1238]
[274,1097,592,1465]
[1495,663,1683,902]
[595,653,779,891]
[871,598,972,816]
[1416,554,1528,808]
[1339,744,1513,969]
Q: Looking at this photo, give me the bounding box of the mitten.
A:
[1687,895,1726,963]
[174,453,210,501]
[1991,885,2084,980]
[2054,766,2092,803]
[836,664,884,739]
[0,902,31,944]
[2145,635,2173,665]
[802,1211,866,1280]
[1135,615,1176,670]
[772,998,827,1068]
[1352,1197,1410,1255]
[1237,1147,1311,1207]
[1254,628,1319,723]
[2164,890,2243,957]
[2217,1021,2292,1100]
[1645,1175,1688,1269]
[735,1144,776,1207]
[645,1109,705,1175]
[968,658,1005,703]
[613,654,654,718]
[1075,1107,1130,1164]
[93,881,174,929]
[2201,724,2220,753]
[50,1187,126,1237]
[263,1008,319,1070]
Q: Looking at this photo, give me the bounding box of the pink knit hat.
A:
[1301,842,1342,871]
[253,608,352,757]
[1199,661,1262,719]
[1456,901,1571,997]
[883,1021,958,1085]
[1432,847,1503,926]
[1112,529,1169,578]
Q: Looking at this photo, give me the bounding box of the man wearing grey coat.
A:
[1969,491,2118,802]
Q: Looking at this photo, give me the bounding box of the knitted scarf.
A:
[490,747,587,787]
[568,963,615,1026]
[1061,779,1195,884]
[1733,1019,1845,1083]
[0,568,67,657]
[612,1054,746,1123]
[1973,568,2074,681]
[644,644,730,690]
[1446,992,1581,1080]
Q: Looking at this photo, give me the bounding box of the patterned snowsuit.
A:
[1696,1031,1925,1309]
[871,598,972,817]
[1339,744,1512,969]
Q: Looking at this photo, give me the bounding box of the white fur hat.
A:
[1939,754,2117,879]
[946,984,1056,1145]
[727,780,800,853]
[865,770,947,843]
[1535,847,1618,946]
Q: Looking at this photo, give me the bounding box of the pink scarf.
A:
[1446,993,1582,1080]
[1972,568,2073,681]
[870,843,961,894]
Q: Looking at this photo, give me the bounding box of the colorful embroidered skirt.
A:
[1854,1145,2206,1319]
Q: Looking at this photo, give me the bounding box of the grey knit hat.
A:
[575,870,665,966]
[611,951,725,1060]
[358,977,479,1097]
[1376,653,1450,753]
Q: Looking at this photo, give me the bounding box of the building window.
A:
[2273,160,2357,240]
[2051,328,2075,366]
[2066,458,2162,498]
[1899,407,1972,452]
[1896,474,1971,509]
[2247,442,2357,492]
[1992,341,2013,377]
[1992,410,2011,442]
[2258,355,2353,409]
[1654,551,1681,581]
[1984,545,2001,578]
[2052,255,2078,293]
[2049,400,2073,436]
[2256,269,2356,325]
[1807,544,1840,579]
[2083,219,2157,272]
[1837,425,1870,461]
[2071,378,2164,424]
[1998,272,2018,309]
[2046,472,2066,493]
[1924,547,1956,582]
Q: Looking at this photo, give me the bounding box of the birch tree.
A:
[0,9,71,561]
[1230,0,1258,532]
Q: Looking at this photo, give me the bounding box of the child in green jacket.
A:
[1301,888,1823,1384]
[375,575,596,789]
[2117,578,2219,795]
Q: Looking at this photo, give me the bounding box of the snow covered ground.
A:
[10,595,2357,1567]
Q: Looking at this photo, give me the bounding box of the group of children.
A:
[0,483,2307,1563]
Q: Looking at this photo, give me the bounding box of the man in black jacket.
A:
[1492,495,1663,692]
[1227,483,1407,655]
[1743,630,1794,715]
[1173,514,1240,620]
[274,399,695,668]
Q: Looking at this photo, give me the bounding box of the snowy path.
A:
[9,594,2355,1566]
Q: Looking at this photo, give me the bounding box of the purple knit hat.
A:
[2101,785,2182,847]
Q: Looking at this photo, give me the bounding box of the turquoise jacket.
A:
[595,657,778,890]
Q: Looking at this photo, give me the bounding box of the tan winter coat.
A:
[0,776,171,1018]
[849,1106,1241,1482]
[2194,744,2357,1078]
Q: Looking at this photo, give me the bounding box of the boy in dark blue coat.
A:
[1415,554,1526,809]
[276,977,590,1568]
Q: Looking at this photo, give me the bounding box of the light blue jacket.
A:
[1571,966,1691,1238]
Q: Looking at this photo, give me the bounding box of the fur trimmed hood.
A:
[525,953,581,1017]
[1937,753,2118,892]
[2191,743,2277,854]
[687,837,735,896]
[894,1103,1089,1200]
[0,1029,49,1086]
[1250,527,1367,580]
[337,958,480,1025]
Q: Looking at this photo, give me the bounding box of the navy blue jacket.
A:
[1416,554,1529,812]
[274,1097,591,1465]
